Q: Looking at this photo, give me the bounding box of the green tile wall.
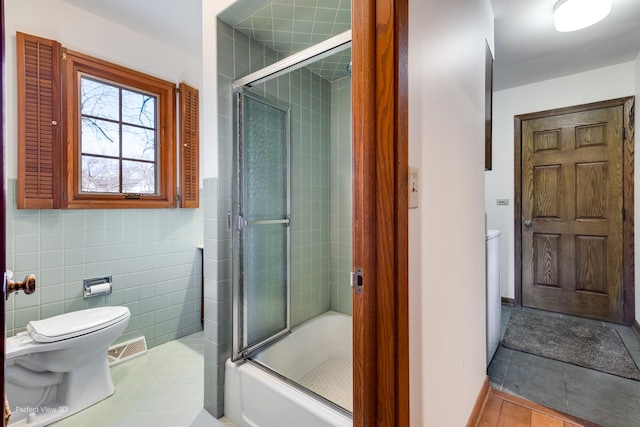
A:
[330,76,352,315]
[4,180,203,349]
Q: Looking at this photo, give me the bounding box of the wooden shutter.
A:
[179,82,199,208]
[16,32,62,209]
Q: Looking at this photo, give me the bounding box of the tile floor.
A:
[489,305,640,427]
[52,332,238,427]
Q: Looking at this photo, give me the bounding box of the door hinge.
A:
[623,127,626,140]
[351,268,364,294]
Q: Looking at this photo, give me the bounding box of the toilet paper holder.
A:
[83,276,112,298]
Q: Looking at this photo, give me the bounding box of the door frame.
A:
[1,0,6,425]
[514,97,635,325]
[352,0,409,425]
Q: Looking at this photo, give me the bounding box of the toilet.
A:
[5,306,130,426]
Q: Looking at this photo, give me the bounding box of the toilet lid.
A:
[27,306,131,343]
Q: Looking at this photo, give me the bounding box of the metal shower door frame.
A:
[231,88,291,362]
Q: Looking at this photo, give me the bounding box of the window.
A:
[16,32,199,209]
[80,76,158,194]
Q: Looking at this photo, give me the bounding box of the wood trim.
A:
[352,0,376,423]
[16,32,63,209]
[1,0,6,424]
[514,116,523,307]
[622,97,635,325]
[395,0,410,424]
[501,297,515,306]
[514,97,635,324]
[63,49,177,209]
[352,0,409,425]
[179,82,200,208]
[485,42,493,171]
[466,377,491,427]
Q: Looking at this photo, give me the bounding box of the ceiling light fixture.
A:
[553,0,612,32]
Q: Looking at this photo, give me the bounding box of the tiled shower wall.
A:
[5,180,203,348]
[204,20,351,416]
[330,76,352,315]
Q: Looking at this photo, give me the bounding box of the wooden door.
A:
[521,104,625,322]
[1,1,6,425]
[352,0,409,425]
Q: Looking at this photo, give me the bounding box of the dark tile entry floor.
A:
[488,305,640,427]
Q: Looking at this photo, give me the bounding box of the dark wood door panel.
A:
[522,103,625,322]
[523,288,615,321]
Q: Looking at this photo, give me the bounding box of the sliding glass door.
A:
[232,90,290,361]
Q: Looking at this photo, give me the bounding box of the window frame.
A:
[63,49,177,209]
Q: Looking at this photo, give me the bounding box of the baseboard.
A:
[466,376,491,427]
[501,297,515,306]
[633,320,640,338]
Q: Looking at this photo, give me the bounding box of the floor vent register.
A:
[108,336,147,366]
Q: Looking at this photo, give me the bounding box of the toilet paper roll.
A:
[87,282,111,296]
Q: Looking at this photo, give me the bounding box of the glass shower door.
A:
[232,90,290,361]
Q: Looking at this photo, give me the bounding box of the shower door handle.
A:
[236,216,290,230]
[246,218,290,226]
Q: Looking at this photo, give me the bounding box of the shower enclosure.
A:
[231,91,291,361]
[224,26,353,427]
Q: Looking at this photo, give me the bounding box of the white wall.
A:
[486,62,636,307]
[408,0,493,424]
[5,0,203,180]
[201,0,237,180]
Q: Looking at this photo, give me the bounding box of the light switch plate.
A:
[496,199,509,206]
[409,167,419,209]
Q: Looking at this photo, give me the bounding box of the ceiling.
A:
[217,0,352,81]
[58,0,640,89]
[492,0,640,90]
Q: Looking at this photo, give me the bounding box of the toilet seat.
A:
[27,306,130,343]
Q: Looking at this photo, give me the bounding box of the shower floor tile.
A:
[50,332,238,427]
[298,355,353,412]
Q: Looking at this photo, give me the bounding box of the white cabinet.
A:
[486,230,501,366]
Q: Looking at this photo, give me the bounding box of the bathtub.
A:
[224,310,353,427]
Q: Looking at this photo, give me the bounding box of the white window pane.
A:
[122,90,156,128]
[81,77,119,121]
[81,118,120,157]
[122,160,156,194]
[82,156,120,193]
[122,125,156,161]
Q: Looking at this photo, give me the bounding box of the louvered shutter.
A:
[16,32,62,209]
[179,82,199,208]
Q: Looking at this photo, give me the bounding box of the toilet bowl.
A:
[5,306,130,426]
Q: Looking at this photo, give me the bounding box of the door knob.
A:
[523,219,533,228]
[5,271,36,299]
